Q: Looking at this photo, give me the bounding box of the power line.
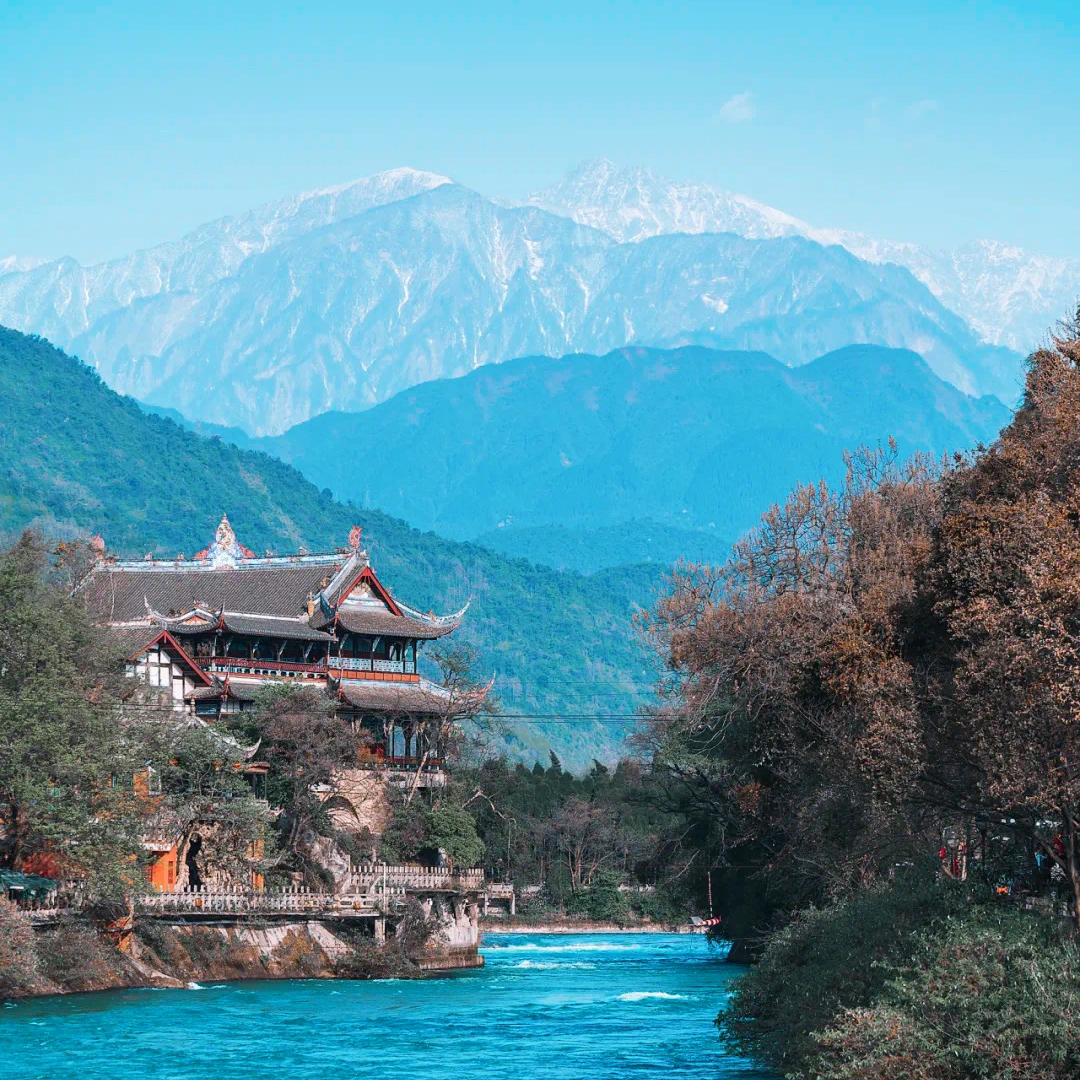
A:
[109,701,657,723]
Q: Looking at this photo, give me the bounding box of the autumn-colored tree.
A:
[931,310,1080,927]
[644,444,944,933]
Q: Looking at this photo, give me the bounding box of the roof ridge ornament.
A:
[216,514,235,550]
[196,513,255,568]
[348,524,370,567]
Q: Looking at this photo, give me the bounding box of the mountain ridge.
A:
[235,342,1010,570]
[0,323,657,769]
[527,159,1078,352]
[0,169,1025,435]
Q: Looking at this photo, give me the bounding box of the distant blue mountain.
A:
[225,343,1011,572]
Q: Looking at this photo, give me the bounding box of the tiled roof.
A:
[337,675,490,716]
[332,606,462,640]
[105,626,161,660]
[162,612,334,642]
[85,559,343,621]
[190,684,226,701]
[191,678,265,703]
[337,677,456,715]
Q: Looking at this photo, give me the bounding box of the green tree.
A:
[234,683,358,883]
[0,532,161,898]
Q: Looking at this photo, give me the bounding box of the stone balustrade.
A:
[14,866,484,920]
[137,884,389,915]
[344,863,485,893]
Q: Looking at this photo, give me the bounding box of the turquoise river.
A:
[0,933,777,1079]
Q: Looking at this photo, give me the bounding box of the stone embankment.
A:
[1,913,424,999]
[1,880,484,1000]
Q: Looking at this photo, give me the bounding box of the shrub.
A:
[0,900,37,996]
[36,923,122,992]
[629,886,686,926]
[379,802,485,868]
[427,806,484,869]
[806,906,1080,1080]
[717,870,966,1075]
[566,869,630,923]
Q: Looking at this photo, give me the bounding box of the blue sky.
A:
[2,0,1077,263]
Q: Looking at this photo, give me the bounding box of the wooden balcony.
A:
[196,656,419,679]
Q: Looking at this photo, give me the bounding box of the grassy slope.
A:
[0,327,658,769]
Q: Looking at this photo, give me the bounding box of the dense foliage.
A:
[0,325,657,769]
[808,905,1080,1080]
[0,532,264,898]
[0,533,156,895]
[722,880,1080,1080]
[717,875,967,1073]
[451,754,689,920]
[648,314,1080,1074]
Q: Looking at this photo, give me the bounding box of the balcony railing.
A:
[196,656,418,678]
[331,656,418,675]
[199,657,327,677]
[344,863,485,893]
[137,884,389,914]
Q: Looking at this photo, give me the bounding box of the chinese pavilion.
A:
[86,516,487,767]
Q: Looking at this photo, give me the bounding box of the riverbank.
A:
[1,911,433,1001]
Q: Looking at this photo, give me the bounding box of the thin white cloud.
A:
[904,99,939,122]
[718,92,756,125]
[865,99,883,132]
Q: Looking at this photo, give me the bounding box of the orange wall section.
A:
[146,845,178,891]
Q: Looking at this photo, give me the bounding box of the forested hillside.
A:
[251,343,1009,570]
[0,326,658,769]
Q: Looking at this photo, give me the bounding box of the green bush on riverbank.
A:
[719,878,1080,1079]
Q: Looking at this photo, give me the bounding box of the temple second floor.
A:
[83,516,491,747]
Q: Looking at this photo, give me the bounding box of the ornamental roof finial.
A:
[348,525,363,551]
[215,513,235,550]
[195,512,252,566]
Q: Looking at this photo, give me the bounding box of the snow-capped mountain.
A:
[0,167,451,347]
[0,255,47,276]
[0,163,1024,435]
[57,185,1010,434]
[526,158,824,244]
[527,160,1080,351]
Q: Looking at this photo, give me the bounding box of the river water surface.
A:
[1,932,776,1079]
